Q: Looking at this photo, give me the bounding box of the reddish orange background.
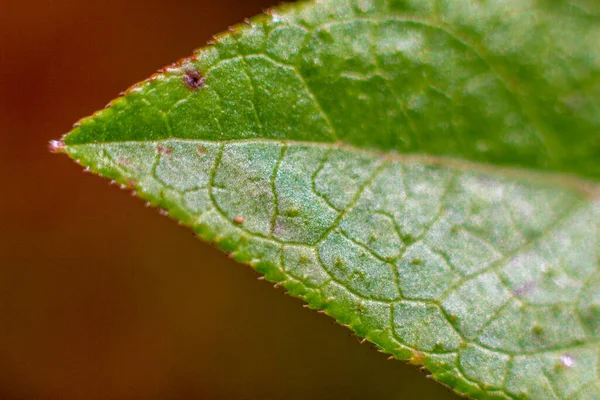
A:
[0,1,457,399]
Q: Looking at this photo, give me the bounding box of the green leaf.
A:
[52,0,600,398]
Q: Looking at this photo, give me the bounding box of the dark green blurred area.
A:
[0,1,457,399]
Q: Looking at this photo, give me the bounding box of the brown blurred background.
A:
[0,1,457,399]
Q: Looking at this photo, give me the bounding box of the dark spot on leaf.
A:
[233,216,244,225]
[183,69,206,90]
[157,145,172,155]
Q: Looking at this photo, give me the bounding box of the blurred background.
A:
[0,1,457,399]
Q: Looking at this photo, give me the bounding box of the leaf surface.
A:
[54,0,600,398]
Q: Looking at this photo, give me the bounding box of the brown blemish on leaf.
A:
[409,350,425,365]
[419,366,431,375]
[183,68,206,90]
[157,145,172,155]
[233,216,245,225]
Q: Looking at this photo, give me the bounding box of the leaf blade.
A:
[56,0,600,398]
[64,0,600,179]
[64,139,599,399]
